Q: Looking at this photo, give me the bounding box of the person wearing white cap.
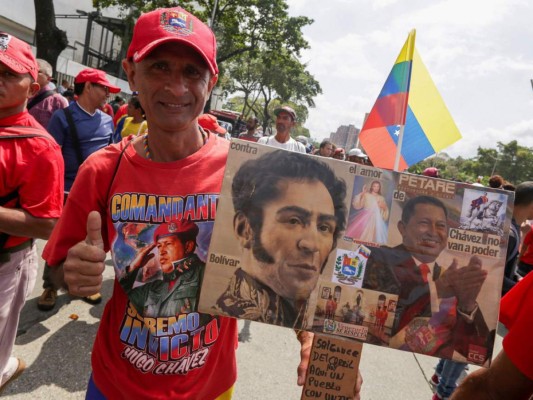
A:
[347,148,368,165]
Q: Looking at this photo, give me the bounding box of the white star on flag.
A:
[394,125,401,136]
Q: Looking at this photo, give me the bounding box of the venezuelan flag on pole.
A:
[359,30,462,171]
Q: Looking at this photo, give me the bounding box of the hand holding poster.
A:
[198,140,513,366]
[301,334,363,400]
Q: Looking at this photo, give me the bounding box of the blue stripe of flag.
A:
[401,106,435,165]
[378,61,411,99]
[385,107,435,166]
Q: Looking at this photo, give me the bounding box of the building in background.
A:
[330,124,360,150]
[0,0,131,94]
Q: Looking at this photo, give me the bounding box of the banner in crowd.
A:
[198,140,513,366]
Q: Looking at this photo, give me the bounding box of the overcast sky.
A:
[287,0,533,159]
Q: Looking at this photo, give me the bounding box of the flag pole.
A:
[393,30,416,172]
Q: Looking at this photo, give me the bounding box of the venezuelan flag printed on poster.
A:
[358,30,462,171]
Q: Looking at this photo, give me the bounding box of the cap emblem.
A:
[0,33,12,52]
[160,11,193,36]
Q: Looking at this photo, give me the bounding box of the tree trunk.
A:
[34,0,68,71]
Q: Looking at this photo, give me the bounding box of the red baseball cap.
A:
[198,114,226,134]
[422,167,439,178]
[153,219,199,242]
[127,7,218,75]
[74,68,121,93]
[0,32,38,81]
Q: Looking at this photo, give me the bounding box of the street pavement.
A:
[3,239,503,399]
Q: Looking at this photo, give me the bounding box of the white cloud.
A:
[287,0,533,159]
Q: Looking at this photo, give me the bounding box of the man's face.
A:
[319,144,333,157]
[156,235,186,273]
[37,69,50,88]
[87,82,110,109]
[0,64,38,118]
[123,42,217,135]
[248,180,337,301]
[333,151,345,160]
[348,155,365,165]
[275,111,295,135]
[398,203,448,262]
[246,117,257,130]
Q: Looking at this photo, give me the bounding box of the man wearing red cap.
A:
[258,105,306,153]
[198,113,231,140]
[119,219,204,317]
[0,32,64,392]
[38,68,122,310]
[41,7,326,400]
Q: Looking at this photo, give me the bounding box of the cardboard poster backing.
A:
[301,333,363,400]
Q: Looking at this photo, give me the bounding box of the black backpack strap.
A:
[106,138,133,201]
[62,108,85,167]
[0,125,51,140]
[27,90,55,110]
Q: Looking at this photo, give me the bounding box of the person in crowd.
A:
[488,175,504,189]
[257,106,305,153]
[422,167,440,178]
[27,58,68,129]
[38,67,120,311]
[109,95,125,114]
[347,148,368,165]
[115,95,147,138]
[62,89,75,103]
[57,79,71,95]
[332,147,345,160]
[198,113,231,140]
[295,135,311,153]
[502,181,533,295]
[41,8,331,399]
[238,116,261,142]
[113,99,129,126]
[100,101,114,119]
[317,139,334,157]
[0,32,64,392]
[517,221,533,277]
[450,270,533,400]
[502,181,516,191]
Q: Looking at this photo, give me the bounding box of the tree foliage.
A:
[408,140,533,185]
[93,0,312,68]
[223,47,321,132]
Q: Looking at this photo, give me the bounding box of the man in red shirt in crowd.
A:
[0,32,64,392]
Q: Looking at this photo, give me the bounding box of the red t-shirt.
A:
[113,103,128,126]
[0,111,64,247]
[499,271,533,379]
[44,134,237,399]
[520,229,533,265]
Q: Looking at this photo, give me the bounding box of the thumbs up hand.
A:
[63,211,107,297]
